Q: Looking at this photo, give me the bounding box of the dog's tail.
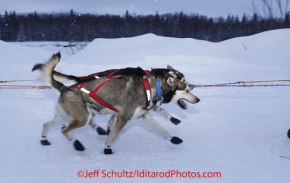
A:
[32,52,66,92]
[32,62,80,84]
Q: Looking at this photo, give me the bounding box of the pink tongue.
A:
[180,99,187,109]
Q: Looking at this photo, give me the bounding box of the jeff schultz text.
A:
[77,169,222,179]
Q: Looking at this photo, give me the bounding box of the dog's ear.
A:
[163,71,177,79]
[168,71,177,78]
[166,77,177,90]
[167,65,175,71]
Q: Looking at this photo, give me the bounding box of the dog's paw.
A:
[104,148,113,155]
[170,136,183,144]
[170,117,181,125]
[96,126,108,135]
[73,139,85,151]
[40,139,51,146]
[287,129,290,139]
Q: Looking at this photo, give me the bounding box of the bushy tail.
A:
[32,52,65,92]
[32,58,80,84]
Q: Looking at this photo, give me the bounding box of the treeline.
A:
[0,10,290,42]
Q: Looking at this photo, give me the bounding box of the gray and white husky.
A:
[34,63,194,122]
[33,61,194,135]
[35,53,200,154]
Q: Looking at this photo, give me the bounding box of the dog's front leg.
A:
[138,112,183,145]
[151,106,181,125]
[104,115,128,155]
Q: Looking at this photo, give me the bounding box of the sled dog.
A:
[35,53,200,154]
[33,62,194,134]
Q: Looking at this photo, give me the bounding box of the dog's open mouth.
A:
[178,99,188,109]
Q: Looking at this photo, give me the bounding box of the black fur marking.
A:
[161,89,177,104]
[107,129,111,135]
[40,139,51,146]
[52,79,66,91]
[96,126,108,135]
[73,139,85,151]
[287,129,290,139]
[104,148,113,155]
[170,117,181,125]
[170,136,183,144]
[72,75,94,83]
[76,67,146,83]
[53,70,83,83]
[32,63,44,72]
[150,69,169,77]
[151,68,184,80]
[174,71,184,80]
[55,52,61,59]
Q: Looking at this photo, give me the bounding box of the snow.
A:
[1,29,290,183]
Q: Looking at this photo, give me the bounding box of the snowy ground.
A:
[1,29,290,183]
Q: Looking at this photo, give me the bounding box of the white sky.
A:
[0,0,287,18]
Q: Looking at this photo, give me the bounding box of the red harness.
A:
[145,70,151,76]
[142,77,151,108]
[143,70,151,108]
[70,69,152,112]
[70,77,118,112]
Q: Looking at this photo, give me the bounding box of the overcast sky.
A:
[0,0,286,18]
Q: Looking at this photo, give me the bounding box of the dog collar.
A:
[156,79,162,101]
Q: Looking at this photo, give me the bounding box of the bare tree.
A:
[262,0,274,18]
[276,0,289,19]
[276,0,284,18]
[252,0,289,19]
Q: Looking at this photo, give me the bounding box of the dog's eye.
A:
[186,89,189,93]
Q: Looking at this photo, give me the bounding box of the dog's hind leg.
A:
[88,114,107,135]
[138,112,183,144]
[151,106,181,125]
[106,115,117,135]
[104,115,127,155]
[61,121,86,151]
[61,113,92,151]
[41,115,64,146]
